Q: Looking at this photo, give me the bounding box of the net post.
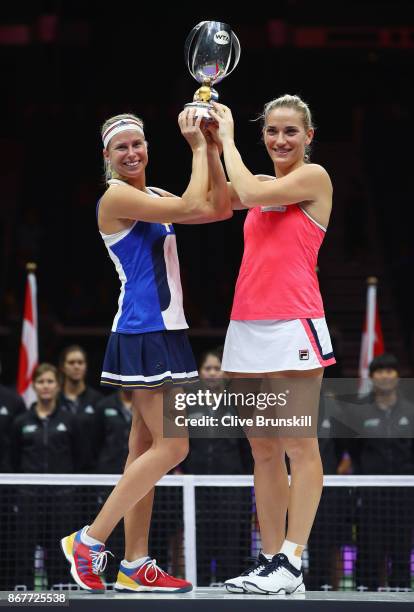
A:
[183,474,197,586]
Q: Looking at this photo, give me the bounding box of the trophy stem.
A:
[184,101,212,120]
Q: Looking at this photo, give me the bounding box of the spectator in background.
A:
[95,389,132,474]
[11,363,86,590]
[351,354,414,590]
[0,359,26,590]
[58,345,102,470]
[182,348,252,586]
[0,358,26,472]
[11,363,86,474]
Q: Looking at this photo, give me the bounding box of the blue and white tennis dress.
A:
[98,180,198,389]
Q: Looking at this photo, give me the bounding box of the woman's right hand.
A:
[202,121,223,156]
[178,108,207,151]
[209,102,235,143]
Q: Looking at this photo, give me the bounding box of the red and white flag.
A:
[17,267,38,407]
[358,278,384,393]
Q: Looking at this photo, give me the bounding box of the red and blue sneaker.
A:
[60,525,114,591]
[114,557,193,593]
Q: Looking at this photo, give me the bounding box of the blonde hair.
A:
[260,94,314,162]
[101,113,145,183]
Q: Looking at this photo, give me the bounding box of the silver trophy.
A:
[184,21,240,119]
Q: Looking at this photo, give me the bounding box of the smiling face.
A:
[104,129,148,181]
[263,107,313,171]
[371,367,399,393]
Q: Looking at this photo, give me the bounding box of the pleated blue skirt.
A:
[101,330,198,390]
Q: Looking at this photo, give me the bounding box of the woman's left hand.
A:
[209,102,235,143]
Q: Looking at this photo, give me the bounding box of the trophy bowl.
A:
[184,21,240,119]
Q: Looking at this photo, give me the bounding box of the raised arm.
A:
[179,123,233,225]
[228,175,276,210]
[209,103,332,210]
[99,110,211,225]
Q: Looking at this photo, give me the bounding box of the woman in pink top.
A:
[210,95,335,595]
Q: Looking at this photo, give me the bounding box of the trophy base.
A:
[184,101,213,121]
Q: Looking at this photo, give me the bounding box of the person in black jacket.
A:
[0,361,26,590]
[351,354,414,590]
[11,363,86,590]
[95,390,132,474]
[0,382,26,472]
[58,345,103,470]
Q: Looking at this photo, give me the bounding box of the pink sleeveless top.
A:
[230,204,326,320]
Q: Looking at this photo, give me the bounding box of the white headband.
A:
[102,119,145,148]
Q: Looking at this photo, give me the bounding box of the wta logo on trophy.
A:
[214,30,230,45]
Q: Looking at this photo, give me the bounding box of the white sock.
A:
[121,556,150,569]
[279,539,304,570]
[81,526,104,547]
[262,553,274,561]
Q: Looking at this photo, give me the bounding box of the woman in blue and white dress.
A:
[60,111,231,592]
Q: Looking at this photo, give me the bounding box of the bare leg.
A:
[228,373,289,555]
[123,393,154,561]
[88,389,188,543]
[242,368,324,553]
[249,438,289,554]
[284,436,323,543]
[280,369,324,544]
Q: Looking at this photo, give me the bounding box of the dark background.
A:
[1,1,414,385]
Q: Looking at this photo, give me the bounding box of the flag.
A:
[17,266,38,407]
[358,278,384,393]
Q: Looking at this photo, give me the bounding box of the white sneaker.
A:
[224,553,269,594]
[243,553,305,595]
